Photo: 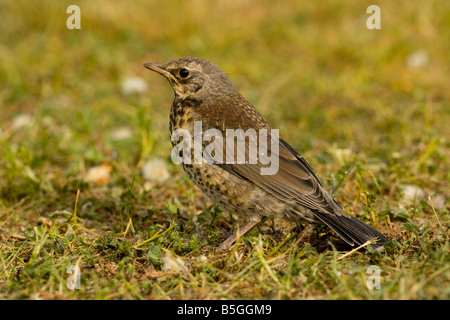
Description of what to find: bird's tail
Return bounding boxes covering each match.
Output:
[313,209,389,248]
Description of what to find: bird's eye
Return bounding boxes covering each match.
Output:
[179,68,189,78]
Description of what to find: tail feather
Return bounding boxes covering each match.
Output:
[313,209,389,248]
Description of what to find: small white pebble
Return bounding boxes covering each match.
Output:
[405,50,429,69]
[84,164,112,185]
[162,253,186,272]
[11,114,33,130]
[121,76,148,95]
[402,185,426,203]
[110,127,133,140]
[429,194,446,212]
[142,158,170,185]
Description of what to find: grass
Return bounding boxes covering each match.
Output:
[0,0,449,299]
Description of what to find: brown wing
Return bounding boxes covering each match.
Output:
[194,93,341,214]
[194,94,388,246]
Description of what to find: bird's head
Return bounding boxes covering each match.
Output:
[144,56,237,103]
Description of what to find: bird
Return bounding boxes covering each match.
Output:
[144,56,389,250]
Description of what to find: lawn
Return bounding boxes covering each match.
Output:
[0,0,449,300]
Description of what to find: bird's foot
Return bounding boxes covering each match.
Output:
[219,218,261,250]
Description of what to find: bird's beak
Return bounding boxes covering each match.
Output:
[144,63,178,84]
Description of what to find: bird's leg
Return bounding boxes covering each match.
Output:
[256,217,268,233]
[269,218,276,234]
[219,217,262,250]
